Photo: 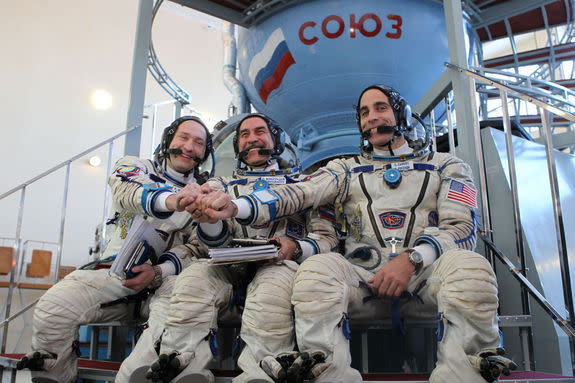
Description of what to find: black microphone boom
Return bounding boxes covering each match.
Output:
[167,148,183,155]
[238,148,275,158]
[361,125,397,138]
[167,148,202,163]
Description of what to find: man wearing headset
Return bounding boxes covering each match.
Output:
[17,116,214,383]
[196,86,517,383]
[144,113,338,383]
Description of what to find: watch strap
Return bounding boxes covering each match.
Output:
[150,265,163,289]
[405,248,423,275]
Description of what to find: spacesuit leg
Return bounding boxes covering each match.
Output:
[290,253,367,383]
[117,275,176,383]
[234,261,298,383]
[25,269,134,383]
[146,263,234,383]
[425,250,503,383]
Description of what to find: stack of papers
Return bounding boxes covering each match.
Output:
[207,245,278,264]
[110,215,169,278]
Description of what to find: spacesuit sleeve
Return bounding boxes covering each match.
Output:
[413,154,478,256]
[236,158,350,226]
[157,236,207,275]
[108,156,176,219]
[298,205,339,261]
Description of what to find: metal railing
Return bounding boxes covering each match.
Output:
[0,125,139,355]
[434,62,575,341]
[415,62,575,369]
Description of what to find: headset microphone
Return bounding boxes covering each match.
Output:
[167,148,202,163]
[238,148,275,158]
[361,125,397,139]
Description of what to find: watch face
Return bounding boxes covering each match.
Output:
[410,251,423,264]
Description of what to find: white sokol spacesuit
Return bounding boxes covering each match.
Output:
[229,88,511,382]
[21,149,205,383]
[147,115,338,383]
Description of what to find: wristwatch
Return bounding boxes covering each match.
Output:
[149,265,163,289]
[292,240,303,261]
[405,248,423,275]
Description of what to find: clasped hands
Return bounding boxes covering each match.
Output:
[165,183,236,223]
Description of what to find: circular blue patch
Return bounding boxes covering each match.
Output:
[253,179,270,191]
[384,168,402,189]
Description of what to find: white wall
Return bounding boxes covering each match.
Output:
[0,1,231,268]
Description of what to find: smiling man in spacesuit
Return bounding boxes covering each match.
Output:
[197,86,516,383]
[17,116,213,383]
[144,113,338,383]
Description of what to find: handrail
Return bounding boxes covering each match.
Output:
[446,61,575,342]
[476,66,575,99]
[0,300,39,331]
[445,63,575,123]
[476,84,575,110]
[480,234,575,338]
[0,126,138,201]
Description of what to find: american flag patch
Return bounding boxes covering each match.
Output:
[447,180,477,208]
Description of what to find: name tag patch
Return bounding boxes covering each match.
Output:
[261,176,286,185]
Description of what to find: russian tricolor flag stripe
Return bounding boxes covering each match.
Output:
[248,28,296,104]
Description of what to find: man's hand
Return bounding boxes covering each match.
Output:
[122,263,155,291]
[187,191,237,223]
[166,183,207,212]
[271,236,297,261]
[367,252,415,298]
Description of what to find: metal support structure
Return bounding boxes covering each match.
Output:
[1,188,26,354]
[0,125,137,380]
[481,234,575,338]
[0,300,39,331]
[500,90,532,369]
[539,107,575,327]
[54,164,71,284]
[124,0,154,156]
[444,96,456,156]
[443,0,486,216]
[99,142,115,258]
[222,21,249,116]
[173,102,183,120]
[444,60,575,370]
[541,5,557,81]
[150,104,159,155]
[445,64,575,122]
[429,109,437,151]
[500,90,529,294]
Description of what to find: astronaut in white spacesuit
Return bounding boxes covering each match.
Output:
[144,113,338,383]
[197,86,517,383]
[17,116,214,383]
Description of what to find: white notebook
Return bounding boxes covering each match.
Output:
[110,215,169,278]
[207,244,278,264]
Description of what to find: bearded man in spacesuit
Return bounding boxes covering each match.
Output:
[17,116,214,383]
[197,86,517,383]
[144,113,338,383]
